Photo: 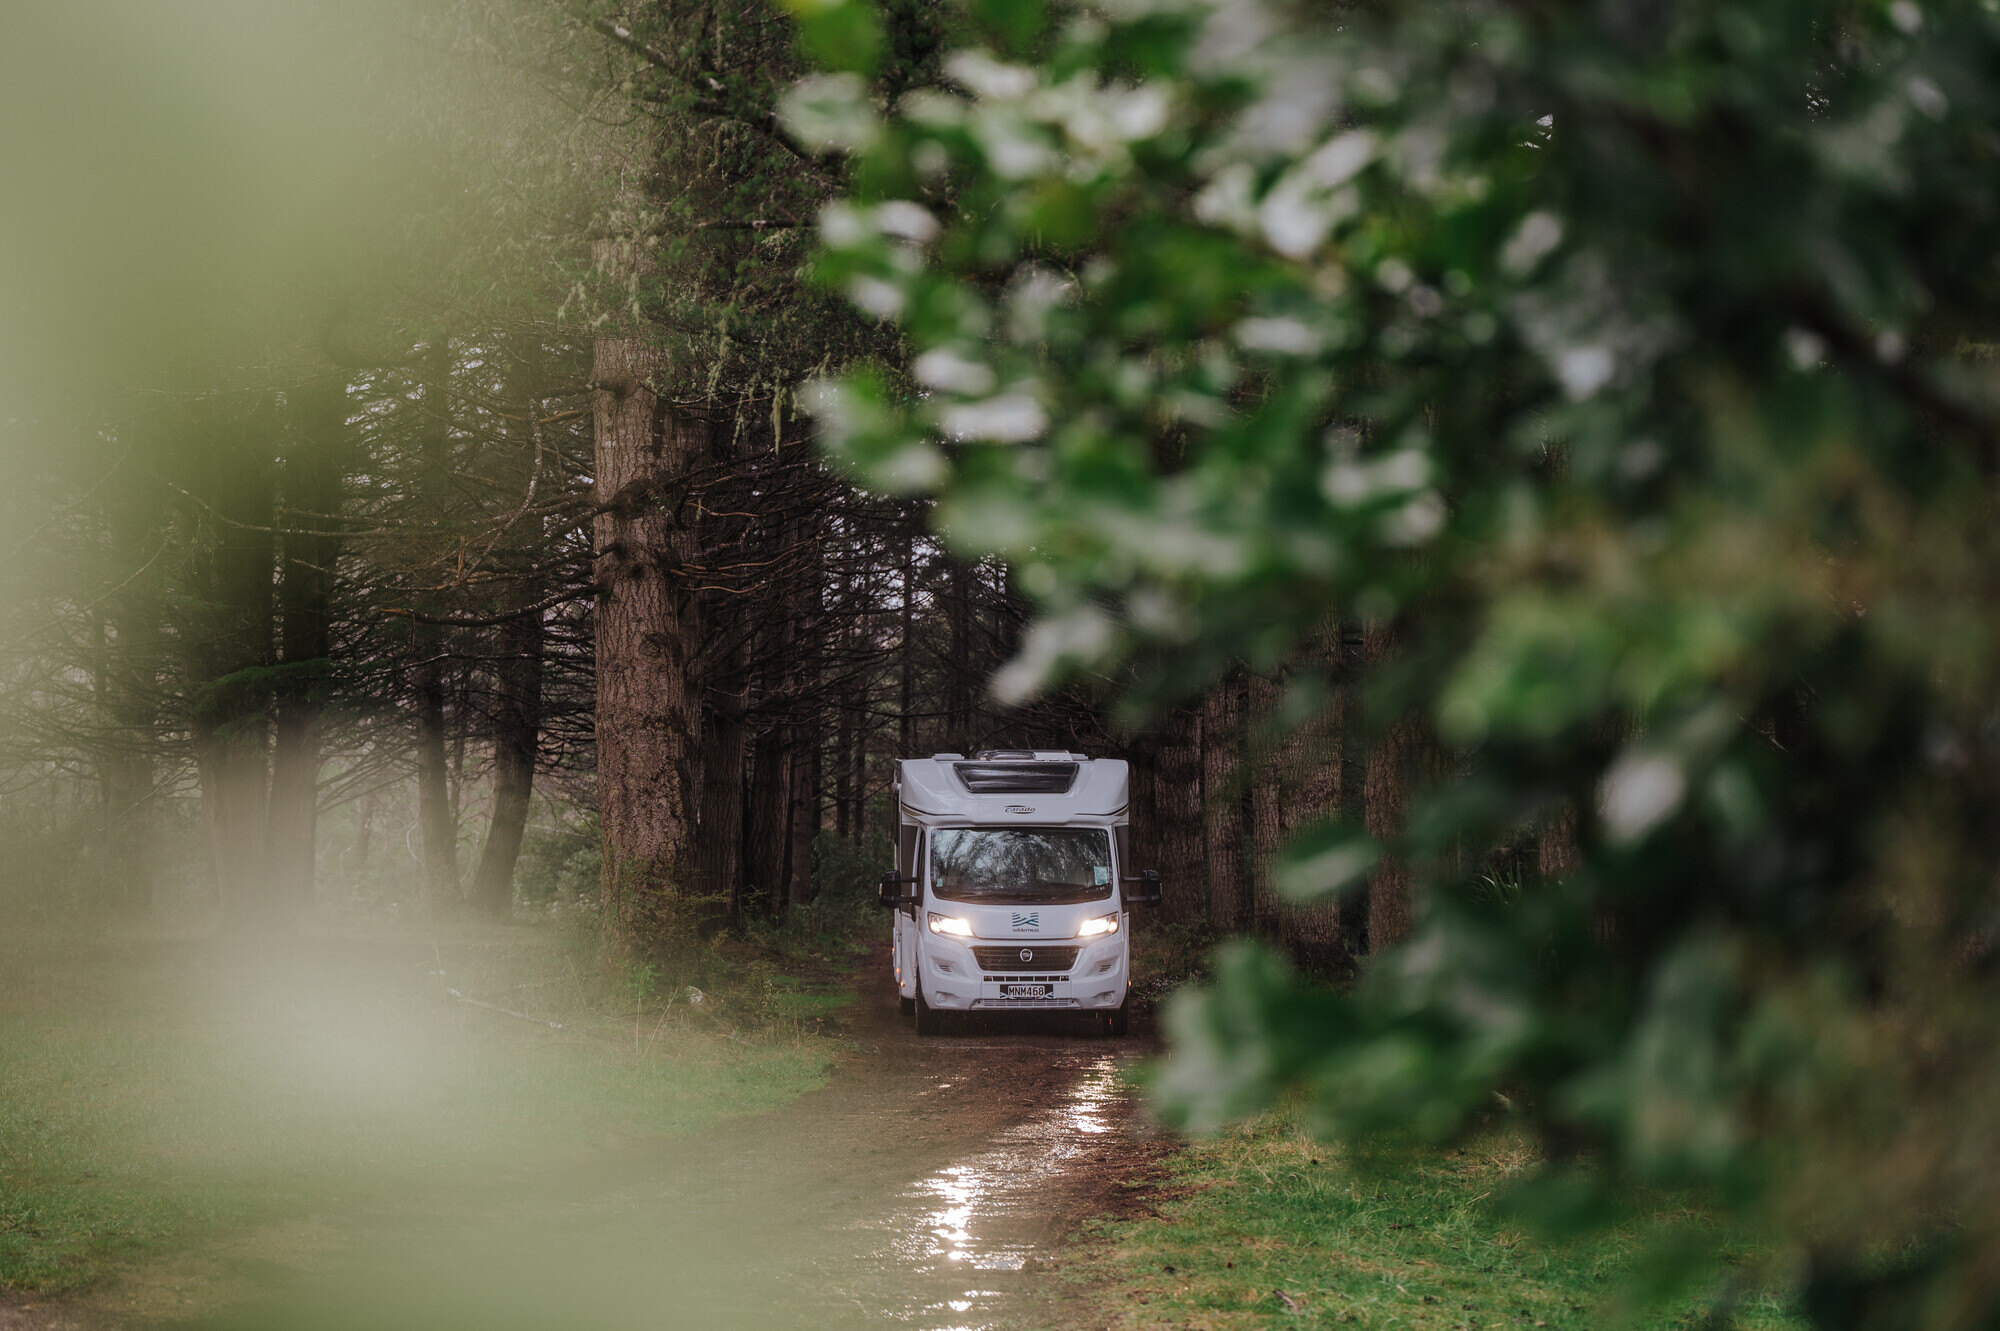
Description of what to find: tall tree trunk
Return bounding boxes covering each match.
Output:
[185,394,281,931]
[851,709,870,843]
[1202,676,1249,932]
[198,714,275,928]
[267,378,346,916]
[1539,804,1578,879]
[787,727,819,906]
[696,683,747,917]
[1249,621,1348,968]
[748,726,787,913]
[944,557,972,754]
[469,345,551,918]
[1154,704,1207,924]
[350,791,379,880]
[414,346,460,910]
[592,321,708,949]
[832,701,854,840]
[1361,621,1420,952]
[898,523,915,758]
[1127,731,1160,879]
[414,628,458,908]
[471,603,544,916]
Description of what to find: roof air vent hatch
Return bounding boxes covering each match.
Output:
[952,761,1079,794]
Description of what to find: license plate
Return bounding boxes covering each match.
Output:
[1001,983,1051,1000]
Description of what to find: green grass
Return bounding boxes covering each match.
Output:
[1048,1110,1804,1330]
[0,922,836,1298]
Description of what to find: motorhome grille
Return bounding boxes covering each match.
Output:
[952,761,1078,794]
[973,945,1078,972]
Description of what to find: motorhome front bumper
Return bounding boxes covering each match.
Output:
[919,933,1127,1010]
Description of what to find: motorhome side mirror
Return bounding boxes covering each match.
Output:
[1124,870,1163,907]
[877,871,903,908]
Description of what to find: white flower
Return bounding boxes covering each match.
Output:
[1557,345,1615,400]
[938,390,1048,442]
[1600,753,1687,842]
[1259,130,1376,257]
[945,50,1038,100]
[875,201,940,243]
[992,606,1115,703]
[1500,211,1564,277]
[912,348,997,396]
[1235,316,1322,356]
[848,276,905,319]
[777,73,879,152]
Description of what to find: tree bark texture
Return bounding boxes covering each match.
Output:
[593,327,708,949]
[1154,704,1207,924]
[696,686,747,914]
[898,526,916,758]
[1361,621,1420,952]
[749,726,787,912]
[1248,624,1348,968]
[471,602,545,915]
[469,348,551,917]
[414,629,459,908]
[944,557,973,755]
[832,701,855,840]
[787,728,820,905]
[1538,803,1579,879]
[414,348,461,910]
[1202,677,1250,932]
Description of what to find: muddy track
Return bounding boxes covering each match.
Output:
[11,946,1168,1331]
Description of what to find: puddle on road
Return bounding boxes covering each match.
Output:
[119,1036,1148,1331]
[866,1054,1131,1329]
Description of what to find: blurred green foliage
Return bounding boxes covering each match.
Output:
[0,0,600,411]
[790,0,2000,1323]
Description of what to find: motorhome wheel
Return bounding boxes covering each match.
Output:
[1107,1002,1129,1038]
[913,982,942,1036]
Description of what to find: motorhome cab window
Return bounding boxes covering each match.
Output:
[929,828,1113,905]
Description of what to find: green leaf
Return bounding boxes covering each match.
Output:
[1275,819,1380,902]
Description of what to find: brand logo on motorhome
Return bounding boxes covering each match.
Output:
[1011,912,1040,932]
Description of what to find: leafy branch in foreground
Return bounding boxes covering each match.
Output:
[789,0,2000,1323]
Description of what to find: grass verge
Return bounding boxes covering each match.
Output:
[0,919,837,1299]
[1043,1108,1804,1330]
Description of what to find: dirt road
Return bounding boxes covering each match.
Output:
[54,951,1162,1331]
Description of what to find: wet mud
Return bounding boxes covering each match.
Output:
[21,948,1166,1331]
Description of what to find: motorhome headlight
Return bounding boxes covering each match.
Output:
[1076,913,1119,939]
[926,912,974,937]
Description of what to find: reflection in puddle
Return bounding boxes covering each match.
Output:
[871,1053,1131,1327]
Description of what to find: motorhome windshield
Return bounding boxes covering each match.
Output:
[929,828,1113,905]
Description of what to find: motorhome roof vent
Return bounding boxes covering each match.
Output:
[930,752,966,760]
[952,761,1079,794]
[974,749,1036,760]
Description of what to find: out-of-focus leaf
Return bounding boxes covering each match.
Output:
[1274,820,1379,902]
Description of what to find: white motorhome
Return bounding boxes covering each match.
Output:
[878,750,1161,1036]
